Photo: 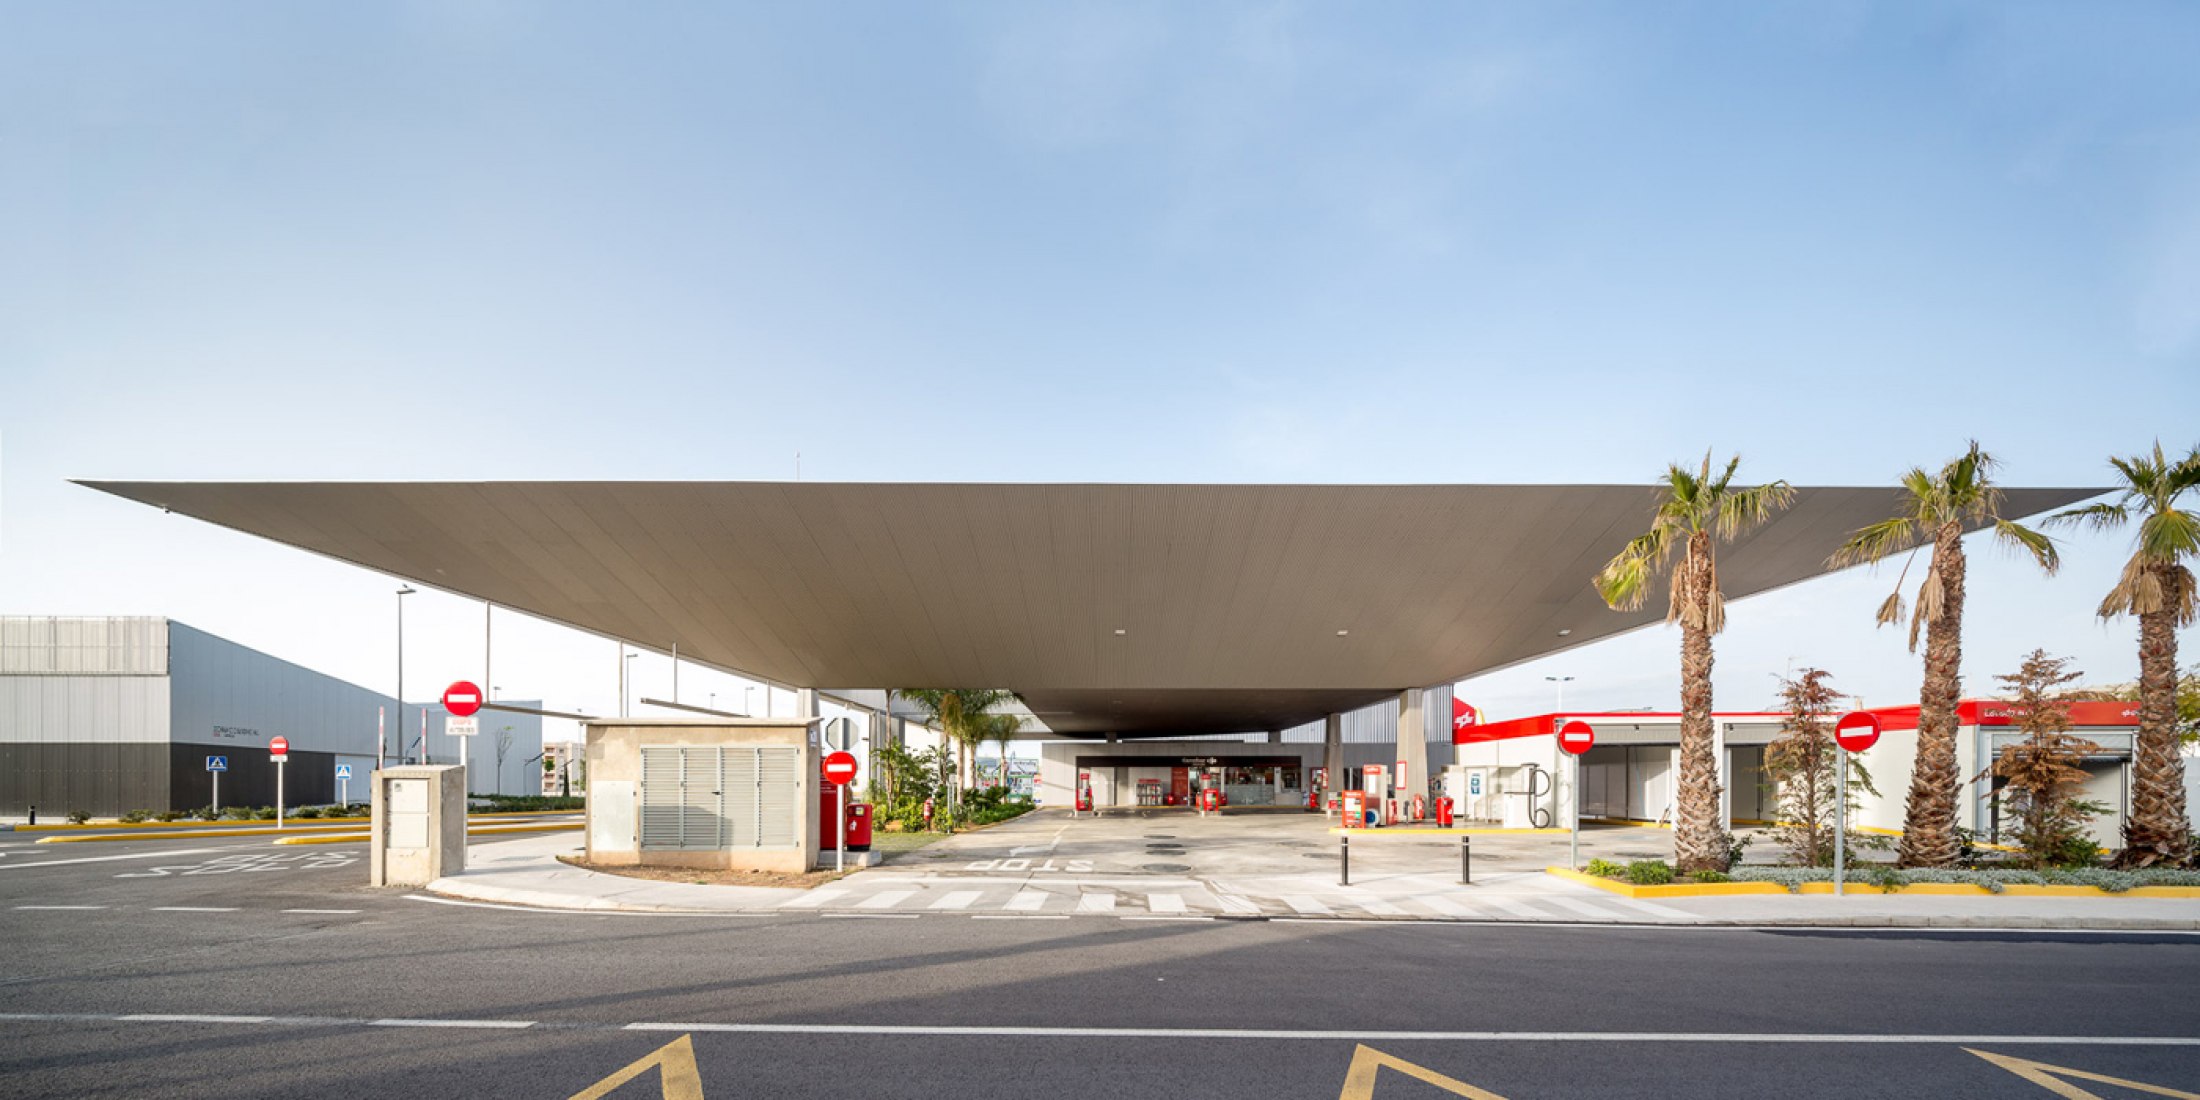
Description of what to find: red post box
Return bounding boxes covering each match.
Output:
[1436,795,1455,828]
[845,803,874,851]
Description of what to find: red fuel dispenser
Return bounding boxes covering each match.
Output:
[1435,795,1455,828]
[1075,772,1093,813]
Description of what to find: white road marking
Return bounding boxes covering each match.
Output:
[928,890,983,911]
[1412,895,1472,918]
[972,914,1067,920]
[151,907,240,913]
[282,909,363,915]
[1124,916,1211,922]
[777,888,851,909]
[5,1011,2194,1046]
[1476,896,1547,920]
[1606,897,1698,921]
[1354,898,1408,917]
[1281,895,1333,916]
[1003,890,1049,912]
[1076,893,1117,914]
[822,913,918,919]
[13,905,107,911]
[370,1018,534,1029]
[1546,897,1630,921]
[856,890,916,910]
[0,849,226,872]
[1212,894,1262,915]
[1146,893,1187,914]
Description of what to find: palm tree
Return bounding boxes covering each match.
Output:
[1831,441,2059,868]
[2048,442,2200,867]
[976,710,1025,790]
[1595,453,1794,874]
[896,689,1016,800]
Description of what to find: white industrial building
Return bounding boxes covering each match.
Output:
[0,616,543,817]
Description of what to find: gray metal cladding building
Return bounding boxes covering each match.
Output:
[0,617,542,816]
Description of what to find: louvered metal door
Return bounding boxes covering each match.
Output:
[640,746,726,851]
[755,747,798,848]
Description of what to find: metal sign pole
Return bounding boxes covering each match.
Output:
[1568,753,1580,871]
[212,770,220,815]
[277,759,285,829]
[1834,749,1848,896]
[837,782,847,874]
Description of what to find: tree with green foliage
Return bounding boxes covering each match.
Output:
[1981,650,2104,869]
[1831,442,2059,868]
[1764,668,1877,867]
[2049,441,2200,867]
[895,689,1016,803]
[1595,452,1794,874]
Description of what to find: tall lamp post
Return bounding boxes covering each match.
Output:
[395,585,415,767]
[1545,675,1574,715]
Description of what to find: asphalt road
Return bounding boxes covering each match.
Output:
[4,832,2198,1099]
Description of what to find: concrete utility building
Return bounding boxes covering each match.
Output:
[0,616,543,816]
[81,480,2096,860]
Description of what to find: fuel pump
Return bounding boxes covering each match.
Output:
[1360,765,1388,828]
[1075,771,1093,815]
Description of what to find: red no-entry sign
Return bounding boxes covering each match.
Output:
[822,751,858,786]
[442,681,484,718]
[269,736,290,761]
[1557,720,1595,755]
[1834,711,1881,754]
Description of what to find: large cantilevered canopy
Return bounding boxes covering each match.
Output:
[80,481,2097,737]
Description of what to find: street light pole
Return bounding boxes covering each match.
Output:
[396,586,415,767]
[1545,675,1575,715]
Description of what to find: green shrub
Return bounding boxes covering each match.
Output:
[66,809,92,824]
[292,805,323,819]
[1625,860,1674,885]
[1584,858,1625,878]
[1692,869,1730,884]
[154,809,186,822]
[119,809,152,823]
[470,794,584,813]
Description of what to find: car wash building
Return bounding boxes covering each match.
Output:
[79,478,2095,863]
[1451,700,2182,846]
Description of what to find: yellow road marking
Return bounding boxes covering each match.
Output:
[568,1034,705,1100]
[1967,1048,2200,1098]
[1337,1044,1509,1099]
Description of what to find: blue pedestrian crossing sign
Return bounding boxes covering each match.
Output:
[334,764,353,780]
[206,756,228,772]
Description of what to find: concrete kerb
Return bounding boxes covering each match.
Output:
[1547,865,2200,901]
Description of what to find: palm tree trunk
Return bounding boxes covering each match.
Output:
[2118,593,2189,866]
[1900,523,1966,868]
[1675,540,1728,875]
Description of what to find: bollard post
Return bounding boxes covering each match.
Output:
[27,805,35,827]
[1339,833,1350,886]
[1461,834,1471,885]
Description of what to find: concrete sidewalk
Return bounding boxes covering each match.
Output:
[424,831,2200,928]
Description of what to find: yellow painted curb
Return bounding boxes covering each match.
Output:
[271,833,370,845]
[37,816,581,843]
[1328,826,1570,837]
[271,823,580,846]
[1543,866,1787,898]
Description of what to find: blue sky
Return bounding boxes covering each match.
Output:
[3,2,2196,735]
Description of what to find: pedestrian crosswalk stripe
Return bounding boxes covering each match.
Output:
[1005,890,1048,912]
[1147,893,1187,914]
[1546,897,1627,920]
[1412,895,1472,917]
[1077,893,1116,913]
[928,890,983,911]
[778,888,849,909]
[1213,894,1262,915]
[1283,895,1333,915]
[1356,899,1408,917]
[1608,897,1694,921]
[1477,896,1544,920]
[857,890,916,909]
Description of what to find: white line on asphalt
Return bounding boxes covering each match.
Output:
[151,907,240,913]
[972,914,1068,920]
[282,909,363,915]
[1076,893,1117,914]
[1412,895,1472,918]
[124,1014,274,1024]
[370,1018,535,1029]
[776,888,851,909]
[842,875,1202,887]
[857,890,916,910]
[0,848,227,872]
[1606,897,1699,921]
[1476,896,1547,920]
[13,905,108,910]
[1004,890,1048,912]
[1146,893,1187,914]
[821,913,918,919]
[10,1012,2198,1046]
[928,890,983,911]
[1124,916,1212,922]
[1546,897,1629,921]
[625,1022,2200,1045]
